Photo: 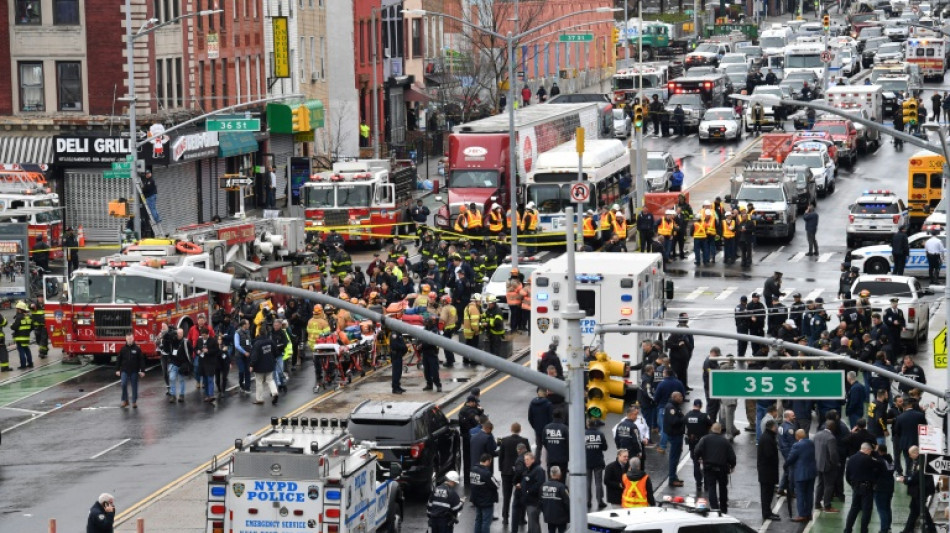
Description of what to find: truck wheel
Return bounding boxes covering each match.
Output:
[865,258,890,274]
[784,221,796,243]
[642,47,653,61]
[846,236,856,249]
[383,497,403,533]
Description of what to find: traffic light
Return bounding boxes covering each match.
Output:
[822,14,830,31]
[586,351,629,419]
[633,105,645,130]
[612,27,620,46]
[292,105,311,133]
[903,99,918,125]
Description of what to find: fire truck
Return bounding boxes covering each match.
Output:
[611,62,684,104]
[301,159,416,247]
[0,206,65,261]
[437,103,602,231]
[44,217,313,363]
[205,417,403,533]
[905,37,948,81]
[0,164,49,193]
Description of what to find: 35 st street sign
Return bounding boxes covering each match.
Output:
[709,370,845,399]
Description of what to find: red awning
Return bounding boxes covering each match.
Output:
[404,88,431,102]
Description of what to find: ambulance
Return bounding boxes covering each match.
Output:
[205,417,403,533]
[530,253,667,381]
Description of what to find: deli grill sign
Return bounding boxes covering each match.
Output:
[54,136,133,167]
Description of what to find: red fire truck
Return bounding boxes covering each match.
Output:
[301,159,416,247]
[0,206,65,261]
[436,103,603,230]
[44,217,312,363]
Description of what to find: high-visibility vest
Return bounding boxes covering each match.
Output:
[520,286,531,311]
[703,214,718,236]
[307,318,331,346]
[523,209,539,231]
[621,474,650,508]
[462,304,481,339]
[722,219,736,238]
[599,211,615,231]
[13,314,32,345]
[506,281,524,306]
[692,221,707,239]
[613,218,627,239]
[582,216,596,237]
[506,209,521,229]
[658,218,674,237]
[454,212,468,233]
[468,210,483,229]
[488,211,504,232]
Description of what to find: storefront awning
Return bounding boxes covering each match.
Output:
[218,132,259,158]
[266,100,324,134]
[404,87,431,103]
[0,134,54,165]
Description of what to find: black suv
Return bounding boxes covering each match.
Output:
[348,401,461,497]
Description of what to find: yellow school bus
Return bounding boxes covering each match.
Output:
[908,150,946,230]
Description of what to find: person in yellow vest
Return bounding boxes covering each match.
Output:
[598,205,615,249]
[519,278,532,333]
[461,293,482,366]
[12,301,32,369]
[621,457,656,508]
[721,211,737,265]
[506,207,521,232]
[466,202,483,237]
[306,305,331,345]
[612,212,628,243]
[522,202,539,252]
[582,209,597,248]
[487,203,504,236]
[701,202,718,264]
[657,209,677,264]
[506,270,524,333]
[438,295,458,367]
[691,213,708,266]
[454,204,469,234]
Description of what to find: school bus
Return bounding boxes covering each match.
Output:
[908,149,946,230]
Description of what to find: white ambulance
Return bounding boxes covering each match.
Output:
[530,253,667,381]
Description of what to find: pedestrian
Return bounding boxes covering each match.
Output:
[536,84,547,103]
[11,300,32,369]
[873,444,896,533]
[499,423,530,526]
[267,166,278,209]
[891,226,909,275]
[427,471,464,533]
[685,397,713,486]
[752,101,764,134]
[420,317,443,392]
[471,454,499,533]
[787,429,817,523]
[32,235,49,271]
[694,423,737,513]
[249,330,280,405]
[195,328,220,403]
[733,296,751,357]
[673,105,686,137]
[778,410,798,495]
[141,170,161,224]
[803,205,819,256]
[925,228,945,283]
[649,94,664,135]
[521,85,532,106]
[898,445,937,533]
[664,391,687,487]
[585,417,608,510]
[621,457,656,507]
[510,443,530,530]
[550,82,560,97]
[635,208,655,253]
[845,371,868,428]
[389,328,408,394]
[669,165,684,192]
[815,419,842,512]
[758,419,782,521]
[64,226,80,272]
[517,452,546,533]
[543,412,570,475]
[540,466,570,533]
[528,387,553,457]
[166,328,189,402]
[86,493,115,533]
[233,319,252,394]
[893,397,927,474]
[470,420,498,474]
[604,448,630,507]
[666,313,694,390]
[460,395,484,482]
[844,442,882,533]
[409,199,430,242]
[115,334,145,408]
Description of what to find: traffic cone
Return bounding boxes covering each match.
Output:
[77,225,85,247]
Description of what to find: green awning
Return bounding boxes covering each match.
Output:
[218,132,259,158]
[266,99,324,134]
[303,100,324,129]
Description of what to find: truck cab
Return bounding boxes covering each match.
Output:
[685,42,733,68]
[812,118,860,166]
[731,170,799,242]
[436,134,510,230]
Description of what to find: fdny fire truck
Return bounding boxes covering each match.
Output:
[205,417,403,533]
[44,217,313,363]
[301,159,416,247]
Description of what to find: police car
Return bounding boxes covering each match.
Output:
[848,228,946,277]
[846,189,909,248]
[781,142,836,197]
[588,500,756,533]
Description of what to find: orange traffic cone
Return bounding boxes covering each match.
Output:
[77,225,85,247]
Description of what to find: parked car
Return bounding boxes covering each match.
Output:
[698,107,744,141]
[861,36,890,67]
[874,42,905,63]
[612,108,632,138]
[780,71,822,100]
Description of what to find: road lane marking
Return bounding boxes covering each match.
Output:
[759,496,787,533]
[90,438,131,459]
[1,378,120,434]
[789,251,806,262]
[684,287,708,301]
[781,288,795,300]
[715,287,738,300]
[804,288,824,301]
[760,246,786,263]
[817,252,834,262]
[0,406,45,415]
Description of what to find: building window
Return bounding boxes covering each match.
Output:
[54,0,79,24]
[175,58,183,107]
[156,60,164,107]
[19,62,44,112]
[411,18,422,59]
[166,58,174,108]
[171,0,179,19]
[154,0,163,22]
[252,0,258,19]
[320,37,326,79]
[235,57,241,103]
[221,59,228,107]
[300,37,306,80]
[16,0,41,24]
[198,61,205,108]
[233,0,238,19]
[359,21,365,65]
[210,59,217,102]
[57,62,82,111]
[310,36,316,79]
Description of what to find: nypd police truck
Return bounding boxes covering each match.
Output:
[530,253,667,380]
[205,417,403,533]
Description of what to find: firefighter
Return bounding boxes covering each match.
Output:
[483,244,500,276]
[0,311,9,371]
[454,204,470,234]
[487,203,505,236]
[419,232,437,266]
[462,293,483,367]
[330,243,353,279]
[482,294,506,355]
[30,300,48,359]
[12,300,33,369]
[467,202,483,237]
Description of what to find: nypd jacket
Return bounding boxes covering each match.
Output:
[540,479,570,525]
[469,464,499,507]
[542,422,569,464]
[427,483,463,519]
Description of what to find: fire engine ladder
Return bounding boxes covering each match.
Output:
[132,175,167,238]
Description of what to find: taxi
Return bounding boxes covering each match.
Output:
[846,189,909,248]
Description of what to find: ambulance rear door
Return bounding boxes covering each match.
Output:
[226,454,325,533]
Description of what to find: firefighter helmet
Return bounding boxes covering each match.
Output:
[441,294,452,304]
[471,293,482,302]
[15,301,28,312]
[485,294,497,304]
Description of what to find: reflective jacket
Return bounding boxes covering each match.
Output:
[582,216,596,237]
[12,313,32,345]
[722,219,736,238]
[468,209,483,229]
[506,280,524,306]
[454,212,469,233]
[621,472,654,507]
[523,209,539,231]
[658,218,675,236]
[488,211,504,232]
[463,304,482,339]
[692,221,707,239]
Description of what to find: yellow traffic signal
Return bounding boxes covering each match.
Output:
[903,99,918,125]
[612,27,620,45]
[292,105,311,133]
[633,105,645,130]
[822,15,830,31]
[586,352,629,419]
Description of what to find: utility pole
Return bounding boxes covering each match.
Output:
[634,1,644,209]
[125,0,141,239]
[371,6,381,159]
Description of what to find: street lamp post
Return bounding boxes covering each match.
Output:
[124,2,222,239]
[403,7,619,271]
[371,6,381,159]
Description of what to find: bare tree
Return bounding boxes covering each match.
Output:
[320,100,358,161]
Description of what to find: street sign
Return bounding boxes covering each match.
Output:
[709,370,845,399]
[919,424,944,454]
[820,50,834,63]
[559,33,594,43]
[206,118,262,132]
[934,326,947,368]
[222,177,254,188]
[924,453,950,476]
[103,170,130,179]
[570,182,591,203]
[111,161,133,171]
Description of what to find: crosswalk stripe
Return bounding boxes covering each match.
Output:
[804,288,824,301]
[752,287,763,296]
[685,287,708,300]
[789,251,806,263]
[781,288,795,300]
[817,252,834,262]
[716,286,738,300]
[760,246,785,263]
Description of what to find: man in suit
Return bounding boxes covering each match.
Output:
[498,423,531,526]
[814,420,841,513]
[893,399,927,475]
[758,420,782,521]
[786,429,818,523]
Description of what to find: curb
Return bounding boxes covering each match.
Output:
[684,135,763,194]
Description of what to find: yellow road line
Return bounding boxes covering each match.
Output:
[444,361,529,418]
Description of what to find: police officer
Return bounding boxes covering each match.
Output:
[543,413,570,475]
[540,466,570,533]
[420,317,442,392]
[482,294,506,355]
[499,423,530,526]
[12,300,33,369]
[844,442,883,533]
[427,471,464,533]
[614,406,645,468]
[745,293,767,354]
[686,399,713,491]
[883,298,906,358]
[31,300,48,359]
[471,453,499,533]
[585,417,609,510]
[459,396,484,484]
[734,295,752,357]
[839,262,856,300]
[789,292,806,331]
[516,452,546,533]
[694,423,737,513]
